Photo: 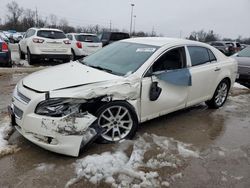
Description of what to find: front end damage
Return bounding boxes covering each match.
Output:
[9,76,141,156]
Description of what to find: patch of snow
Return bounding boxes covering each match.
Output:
[221,176,227,182]
[171,173,183,181]
[67,133,199,187]
[233,83,248,89]
[177,143,199,158]
[0,117,18,157]
[35,163,55,171]
[218,151,225,157]
[232,176,243,180]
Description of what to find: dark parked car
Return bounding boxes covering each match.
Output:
[210,41,234,56]
[99,32,130,46]
[232,47,250,88]
[0,38,11,67]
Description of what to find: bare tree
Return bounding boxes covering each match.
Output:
[6,1,23,28]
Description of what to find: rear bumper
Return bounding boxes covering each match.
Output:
[0,52,11,66]
[32,54,71,60]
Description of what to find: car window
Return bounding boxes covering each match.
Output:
[101,33,110,40]
[237,47,250,57]
[152,47,186,72]
[75,35,100,42]
[188,46,211,66]
[67,34,73,40]
[236,43,241,48]
[81,42,159,76]
[208,49,217,62]
[26,29,35,38]
[37,30,66,39]
[110,33,129,41]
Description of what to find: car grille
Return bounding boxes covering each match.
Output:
[17,90,31,104]
[14,105,23,119]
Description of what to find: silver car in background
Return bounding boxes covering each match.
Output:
[232,47,250,88]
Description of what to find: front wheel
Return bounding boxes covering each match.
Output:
[19,46,25,60]
[206,79,230,109]
[96,101,138,143]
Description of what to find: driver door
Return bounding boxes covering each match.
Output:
[140,46,190,122]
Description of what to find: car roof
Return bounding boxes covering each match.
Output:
[67,33,97,36]
[30,27,63,32]
[123,37,210,47]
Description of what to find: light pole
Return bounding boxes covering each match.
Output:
[133,15,136,34]
[129,3,135,36]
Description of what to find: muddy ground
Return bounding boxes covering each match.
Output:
[0,46,250,188]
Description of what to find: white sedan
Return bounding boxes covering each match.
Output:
[9,38,238,156]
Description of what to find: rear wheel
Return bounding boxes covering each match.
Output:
[206,79,230,109]
[70,49,75,61]
[27,49,35,65]
[96,101,138,143]
[19,46,25,60]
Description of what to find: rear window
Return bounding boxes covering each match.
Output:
[110,33,130,41]
[75,35,100,42]
[188,46,210,66]
[37,30,66,39]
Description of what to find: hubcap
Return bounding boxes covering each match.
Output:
[98,106,133,142]
[215,82,228,106]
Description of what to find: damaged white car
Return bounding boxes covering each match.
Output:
[9,38,238,156]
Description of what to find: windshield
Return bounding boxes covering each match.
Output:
[237,47,250,57]
[75,35,100,42]
[80,42,159,76]
[37,30,66,39]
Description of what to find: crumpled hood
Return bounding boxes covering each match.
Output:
[22,61,121,92]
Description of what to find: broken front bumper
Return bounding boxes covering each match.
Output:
[8,105,102,157]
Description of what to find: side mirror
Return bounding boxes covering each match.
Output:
[149,81,162,101]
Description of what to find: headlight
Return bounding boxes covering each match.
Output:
[35,98,86,117]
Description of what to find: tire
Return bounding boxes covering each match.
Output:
[19,46,25,60]
[27,49,35,65]
[96,101,138,143]
[63,57,71,63]
[206,79,230,109]
[71,49,76,61]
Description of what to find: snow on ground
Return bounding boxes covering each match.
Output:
[233,83,248,89]
[66,133,199,188]
[0,117,19,157]
[35,163,55,172]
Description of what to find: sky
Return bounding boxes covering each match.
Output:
[0,0,249,38]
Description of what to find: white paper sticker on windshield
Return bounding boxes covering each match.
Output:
[136,48,156,53]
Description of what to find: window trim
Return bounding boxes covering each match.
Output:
[143,45,187,78]
[187,45,217,67]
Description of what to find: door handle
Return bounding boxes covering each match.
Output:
[214,67,221,71]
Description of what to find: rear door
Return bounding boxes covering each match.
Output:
[186,46,220,106]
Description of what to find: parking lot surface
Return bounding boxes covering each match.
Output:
[0,47,250,188]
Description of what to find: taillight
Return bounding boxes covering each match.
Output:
[33,38,44,43]
[76,41,82,48]
[63,40,71,44]
[2,42,8,52]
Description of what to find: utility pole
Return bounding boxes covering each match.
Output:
[109,20,112,32]
[133,15,136,34]
[35,7,38,27]
[179,30,182,38]
[129,3,135,36]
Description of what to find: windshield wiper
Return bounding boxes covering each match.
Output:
[88,65,114,74]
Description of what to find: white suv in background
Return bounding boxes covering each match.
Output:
[66,33,102,60]
[19,28,71,65]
